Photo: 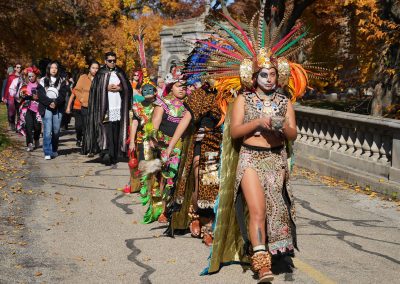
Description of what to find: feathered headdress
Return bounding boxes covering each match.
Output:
[183,0,328,102]
[164,64,184,85]
[133,26,156,89]
[23,66,41,76]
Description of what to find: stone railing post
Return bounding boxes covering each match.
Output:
[294,105,400,188]
[391,133,400,182]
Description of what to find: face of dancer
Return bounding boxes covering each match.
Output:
[141,84,156,100]
[105,56,116,69]
[50,63,58,77]
[28,73,37,83]
[89,63,99,77]
[256,68,277,92]
[171,81,186,99]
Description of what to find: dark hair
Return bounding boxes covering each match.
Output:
[104,51,116,59]
[15,63,22,67]
[164,82,175,96]
[66,72,72,79]
[89,60,100,68]
[44,61,61,88]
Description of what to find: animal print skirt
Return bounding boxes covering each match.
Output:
[234,143,296,254]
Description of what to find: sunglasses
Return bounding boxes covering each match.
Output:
[106,59,116,63]
[16,66,22,69]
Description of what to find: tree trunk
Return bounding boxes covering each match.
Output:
[371,83,384,116]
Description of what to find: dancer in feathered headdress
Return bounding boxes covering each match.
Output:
[163,42,229,246]
[125,26,161,225]
[180,1,328,282]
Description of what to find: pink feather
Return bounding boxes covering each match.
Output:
[271,24,301,53]
[197,40,244,60]
[220,13,256,55]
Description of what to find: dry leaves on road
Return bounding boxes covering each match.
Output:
[293,166,399,205]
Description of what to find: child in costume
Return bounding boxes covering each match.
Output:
[148,67,187,223]
[125,28,158,222]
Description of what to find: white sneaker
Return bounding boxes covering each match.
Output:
[27,143,34,152]
[44,155,51,160]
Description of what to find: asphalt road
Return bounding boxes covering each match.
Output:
[1,128,399,284]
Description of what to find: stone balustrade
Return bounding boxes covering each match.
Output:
[294,105,400,195]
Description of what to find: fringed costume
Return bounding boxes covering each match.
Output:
[180,0,328,280]
[170,86,224,243]
[154,93,186,202]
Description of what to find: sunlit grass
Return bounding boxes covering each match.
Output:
[0,104,11,151]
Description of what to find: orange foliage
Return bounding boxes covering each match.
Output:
[309,0,400,88]
[0,0,203,75]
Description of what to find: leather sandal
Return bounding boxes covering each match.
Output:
[188,205,201,238]
[251,251,274,283]
[201,225,213,246]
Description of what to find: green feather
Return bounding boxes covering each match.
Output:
[142,203,163,224]
[211,20,253,56]
[276,30,308,56]
[139,175,150,205]
[261,19,266,47]
[142,205,153,224]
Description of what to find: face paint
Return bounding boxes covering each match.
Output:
[141,84,156,99]
[257,68,277,91]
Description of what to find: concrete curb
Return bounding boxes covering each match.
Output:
[295,154,400,198]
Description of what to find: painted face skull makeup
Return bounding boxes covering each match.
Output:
[257,68,277,91]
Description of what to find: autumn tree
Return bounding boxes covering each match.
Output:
[307,0,400,116]
[0,0,205,79]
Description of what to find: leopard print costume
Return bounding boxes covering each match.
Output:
[175,88,222,209]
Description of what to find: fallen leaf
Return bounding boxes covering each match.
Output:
[35,272,42,277]
[74,256,85,261]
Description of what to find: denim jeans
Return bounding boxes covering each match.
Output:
[43,109,62,156]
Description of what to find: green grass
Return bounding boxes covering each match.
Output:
[0,104,11,150]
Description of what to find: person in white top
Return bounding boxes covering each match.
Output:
[38,61,67,160]
[84,51,133,165]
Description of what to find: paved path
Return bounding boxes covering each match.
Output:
[1,128,399,283]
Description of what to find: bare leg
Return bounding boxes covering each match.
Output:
[240,168,266,247]
[189,155,201,237]
[191,155,200,211]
